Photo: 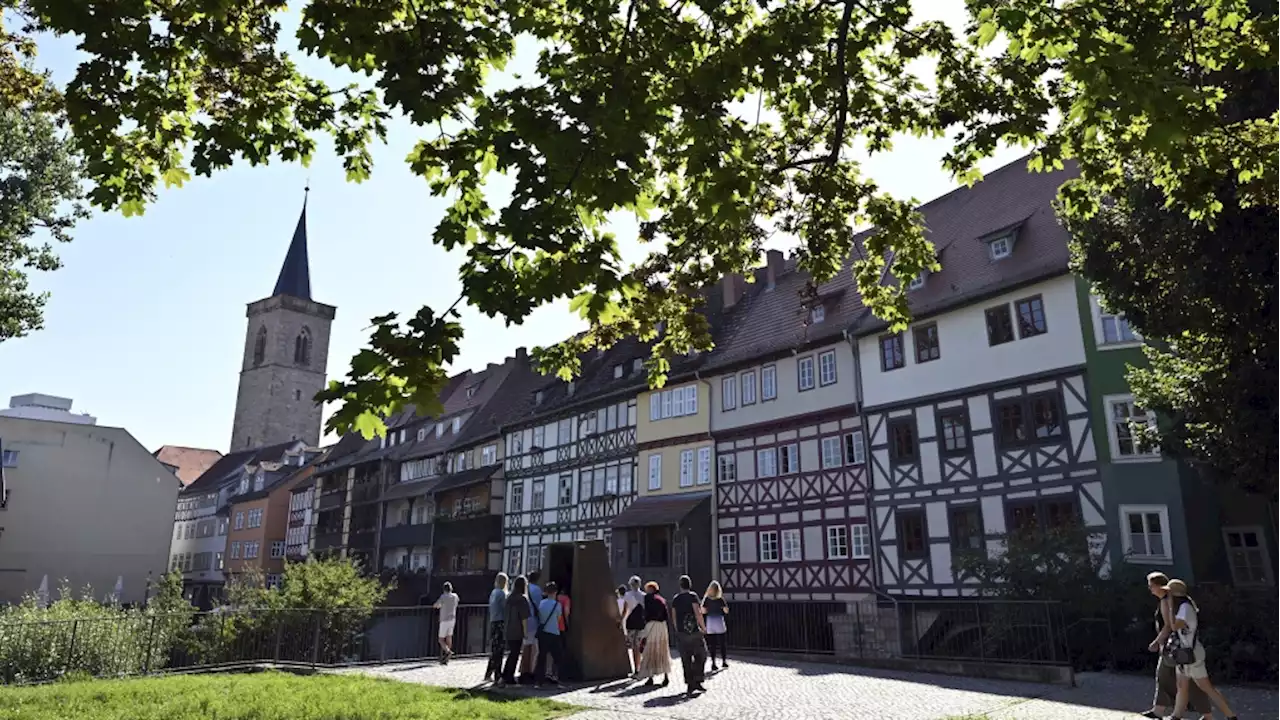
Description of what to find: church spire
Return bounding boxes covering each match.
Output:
[272,187,312,300]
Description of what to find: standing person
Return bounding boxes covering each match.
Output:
[551,587,572,680]
[498,576,532,687]
[484,573,509,683]
[702,581,729,670]
[671,575,708,695]
[620,576,646,676]
[433,581,459,664]
[533,581,566,688]
[636,581,671,687]
[1164,580,1238,720]
[1142,572,1212,719]
[520,569,543,684]
[616,585,628,616]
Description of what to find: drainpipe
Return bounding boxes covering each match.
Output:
[695,370,718,584]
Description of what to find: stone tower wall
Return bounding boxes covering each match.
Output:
[230,295,335,451]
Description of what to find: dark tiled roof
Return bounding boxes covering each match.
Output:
[393,354,529,461]
[452,360,545,447]
[180,439,303,495]
[850,157,1078,334]
[610,491,712,528]
[273,197,312,300]
[430,465,500,494]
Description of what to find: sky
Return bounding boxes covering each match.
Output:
[0,2,1026,453]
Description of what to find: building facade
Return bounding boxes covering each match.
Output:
[229,198,335,452]
[224,457,318,588]
[0,415,180,605]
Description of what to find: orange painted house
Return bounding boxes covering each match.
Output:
[225,455,320,587]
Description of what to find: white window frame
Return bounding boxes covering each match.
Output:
[818,350,838,386]
[481,444,497,465]
[1222,525,1275,587]
[988,234,1012,260]
[721,375,738,411]
[756,448,778,478]
[844,430,866,466]
[851,523,872,559]
[270,541,285,559]
[719,534,738,564]
[761,365,777,400]
[821,436,842,469]
[717,454,737,483]
[798,356,815,391]
[1118,504,1172,564]
[759,530,780,562]
[230,541,241,559]
[781,528,802,562]
[679,449,694,487]
[685,385,698,415]
[650,394,661,421]
[234,512,244,530]
[826,526,849,560]
[1104,394,1161,462]
[779,443,800,474]
[697,447,712,485]
[740,370,757,405]
[648,454,662,490]
[1089,294,1143,349]
[810,305,826,323]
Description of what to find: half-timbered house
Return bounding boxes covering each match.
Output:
[855,159,1109,598]
[501,341,648,585]
[706,250,873,607]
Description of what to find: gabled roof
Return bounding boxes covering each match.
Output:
[153,445,223,486]
[272,195,312,300]
[394,352,530,461]
[180,439,305,495]
[850,156,1078,335]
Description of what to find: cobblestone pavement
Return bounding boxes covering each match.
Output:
[351,655,1277,720]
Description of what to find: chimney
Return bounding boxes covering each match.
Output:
[720,273,746,310]
[515,347,528,360]
[766,249,784,289]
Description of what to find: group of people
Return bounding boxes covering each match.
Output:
[479,570,571,689]
[616,575,729,697]
[1142,573,1238,720]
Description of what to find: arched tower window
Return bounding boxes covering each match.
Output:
[294,327,312,366]
[252,327,267,366]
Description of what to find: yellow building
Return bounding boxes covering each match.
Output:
[611,380,714,592]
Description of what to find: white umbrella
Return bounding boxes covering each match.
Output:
[111,575,124,604]
[35,575,49,608]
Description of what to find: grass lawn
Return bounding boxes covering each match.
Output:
[0,671,578,720]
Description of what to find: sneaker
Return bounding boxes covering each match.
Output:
[710,664,718,671]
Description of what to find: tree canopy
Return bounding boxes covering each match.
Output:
[1,1,1275,464]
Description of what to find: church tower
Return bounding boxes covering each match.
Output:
[229,193,336,452]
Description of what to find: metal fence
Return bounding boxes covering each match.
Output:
[724,600,845,655]
[896,599,1070,665]
[0,604,490,686]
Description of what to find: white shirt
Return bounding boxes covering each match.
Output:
[1174,600,1199,647]
[623,589,644,623]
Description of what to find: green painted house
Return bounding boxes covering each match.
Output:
[1074,277,1277,589]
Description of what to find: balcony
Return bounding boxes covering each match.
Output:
[317,491,345,512]
[433,513,502,548]
[381,523,433,548]
[314,530,344,551]
[351,483,381,505]
[348,528,378,552]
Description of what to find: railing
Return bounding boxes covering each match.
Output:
[896,599,1069,665]
[0,605,491,686]
[724,601,844,655]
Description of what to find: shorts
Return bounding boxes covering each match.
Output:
[626,628,645,648]
[1174,645,1208,679]
[438,619,456,639]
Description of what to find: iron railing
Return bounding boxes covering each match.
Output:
[896,599,1070,665]
[0,604,491,686]
[724,600,845,655]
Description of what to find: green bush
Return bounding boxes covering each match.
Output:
[0,572,193,684]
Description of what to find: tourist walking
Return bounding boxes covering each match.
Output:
[1142,572,1212,719]
[484,573,509,682]
[1163,579,1238,720]
[533,581,566,688]
[520,569,543,683]
[636,581,671,687]
[671,575,708,695]
[498,576,532,687]
[620,576,646,675]
[702,580,729,670]
[433,581,459,664]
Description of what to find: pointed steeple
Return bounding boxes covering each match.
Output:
[272,188,312,300]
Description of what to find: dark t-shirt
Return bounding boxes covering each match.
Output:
[702,597,726,617]
[505,594,532,642]
[643,592,669,623]
[672,591,701,635]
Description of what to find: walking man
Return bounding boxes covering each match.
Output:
[671,574,708,695]
[434,581,460,664]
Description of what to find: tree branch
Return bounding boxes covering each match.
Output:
[828,0,855,167]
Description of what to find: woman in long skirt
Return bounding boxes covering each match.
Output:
[636,581,671,687]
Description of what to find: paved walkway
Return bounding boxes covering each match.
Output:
[352,655,1277,720]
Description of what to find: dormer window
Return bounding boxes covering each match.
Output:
[417,428,426,442]
[632,358,643,375]
[451,417,461,434]
[435,424,444,438]
[810,305,826,324]
[908,273,925,291]
[613,365,624,379]
[535,390,545,405]
[567,380,576,396]
[987,233,1013,261]
[466,384,479,398]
